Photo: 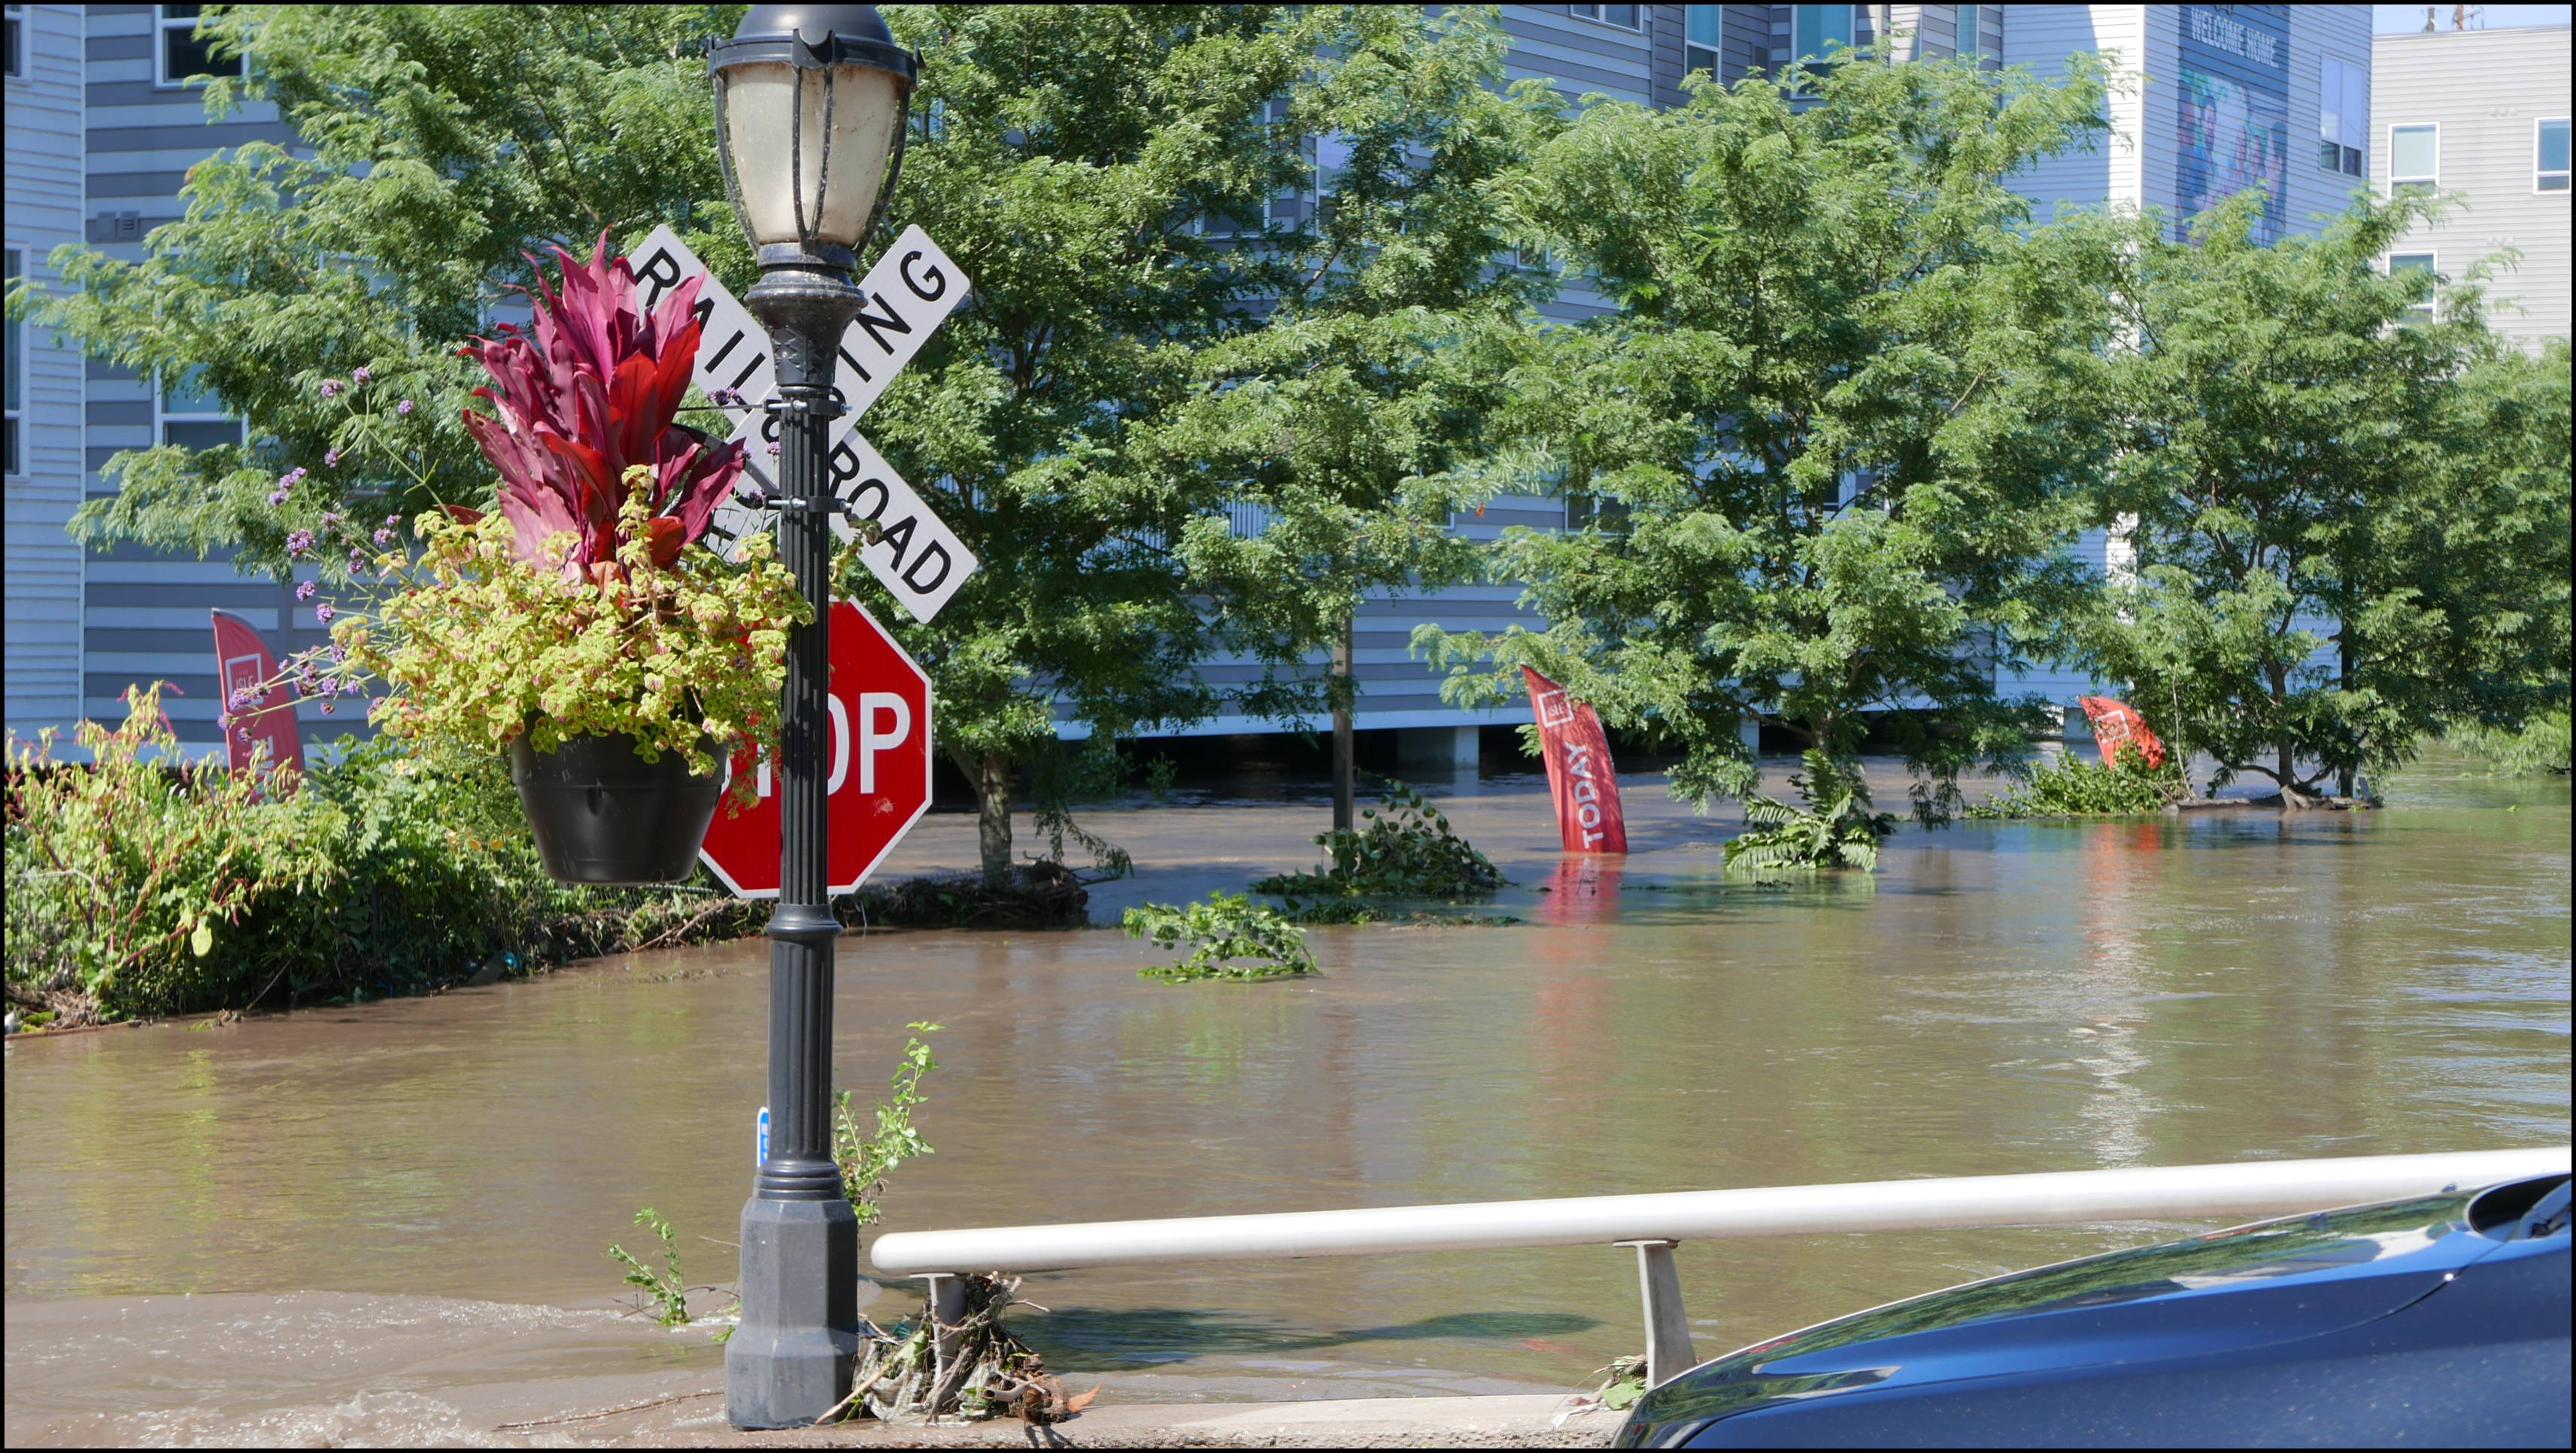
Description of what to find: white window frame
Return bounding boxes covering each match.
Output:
[1684,5,1722,79]
[2387,122,2438,190]
[156,366,244,453]
[6,3,26,83]
[2538,117,2571,194]
[2388,251,2438,322]
[5,245,22,478]
[155,4,239,89]
[1570,5,1643,31]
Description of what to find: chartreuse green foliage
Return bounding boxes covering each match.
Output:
[1725,751,1897,878]
[835,1022,942,1223]
[1416,51,2120,818]
[1122,893,1318,982]
[336,466,806,778]
[5,687,338,1015]
[607,1209,693,1327]
[2447,710,2571,778]
[2077,195,2571,800]
[1965,746,2186,819]
[1253,780,1504,901]
[5,698,766,1024]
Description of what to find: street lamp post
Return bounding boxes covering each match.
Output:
[707,2,916,1429]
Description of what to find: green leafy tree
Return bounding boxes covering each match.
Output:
[8,5,1500,889]
[2077,194,2570,801]
[1144,6,1555,830]
[1413,50,2122,821]
[9,3,739,582]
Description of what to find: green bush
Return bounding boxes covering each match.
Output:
[6,684,766,1024]
[1965,745,2186,819]
[1252,780,1503,901]
[2444,710,2572,777]
[1122,892,1318,981]
[1725,751,1897,878]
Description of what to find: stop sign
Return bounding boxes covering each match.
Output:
[698,599,933,897]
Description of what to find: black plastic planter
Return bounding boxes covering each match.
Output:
[506,732,723,885]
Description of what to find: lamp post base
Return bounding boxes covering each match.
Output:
[725,1194,860,1427]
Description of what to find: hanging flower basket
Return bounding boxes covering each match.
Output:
[281,236,806,887]
[508,732,726,884]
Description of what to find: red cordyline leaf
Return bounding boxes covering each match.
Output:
[458,232,745,578]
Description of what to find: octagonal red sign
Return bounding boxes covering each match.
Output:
[699,599,933,898]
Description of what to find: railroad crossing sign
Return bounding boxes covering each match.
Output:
[696,599,934,897]
[627,226,979,622]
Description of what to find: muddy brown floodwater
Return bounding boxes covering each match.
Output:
[6,754,2568,1445]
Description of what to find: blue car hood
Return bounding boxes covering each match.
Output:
[1622,1189,2502,1442]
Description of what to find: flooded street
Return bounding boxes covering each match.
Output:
[7,757,2568,1441]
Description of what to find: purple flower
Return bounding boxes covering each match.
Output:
[766,442,781,457]
[320,378,344,399]
[235,726,253,745]
[711,387,744,407]
[328,644,347,663]
[396,399,414,416]
[341,678,363,696]
[351,366,372,384]
[320,700,335,715]
[314,602,337,624]
[320,510,343,526]
[268,487,292,506]
[284,467,308,486]
[382,513,401,526]
[372,527,393,545]
[285,529,314,557]
[324,448,343,467]
[227,689,251,711]
[295,580,317,601]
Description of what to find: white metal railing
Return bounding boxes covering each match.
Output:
[872,1148,2570,1388]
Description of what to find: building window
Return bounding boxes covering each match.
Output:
[1792,5,1854,64]
[2318,56,2366,177]
[2389,123,2438,190]
[1685,5,1722,80]
[5,248,20,476]
[5,3,25,82]
[2539,117,2571,193]
[1956,4,1984,61]
[159,367,243,452]
[1570,5,1643,30]
[2389,252,2437,322]
[156,5,240,87]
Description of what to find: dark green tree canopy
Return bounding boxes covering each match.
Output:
[2080,192,2571,797]
[1417,50,2120,813]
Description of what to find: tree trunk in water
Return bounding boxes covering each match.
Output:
[2337,635,2356,799]
[1330,614,1355,833]
[975,751,1012,890]
[2270,663,2301,802]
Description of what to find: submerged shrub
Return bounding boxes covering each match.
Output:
[1123,892,1317,981]
[1252,780,1503,900]
[5,685,767,1023]
[1966,745,2187,819]
[1725,751,1896,878]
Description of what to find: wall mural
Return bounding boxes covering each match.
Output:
[2174,6,2292,245]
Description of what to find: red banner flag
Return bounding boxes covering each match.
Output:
[1522,666,1627,854]
[2077,696,2166,769]
[211,609,302,777]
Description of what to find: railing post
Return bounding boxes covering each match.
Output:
[1618,1239,1697,1388]
[920,1273,968,1387]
